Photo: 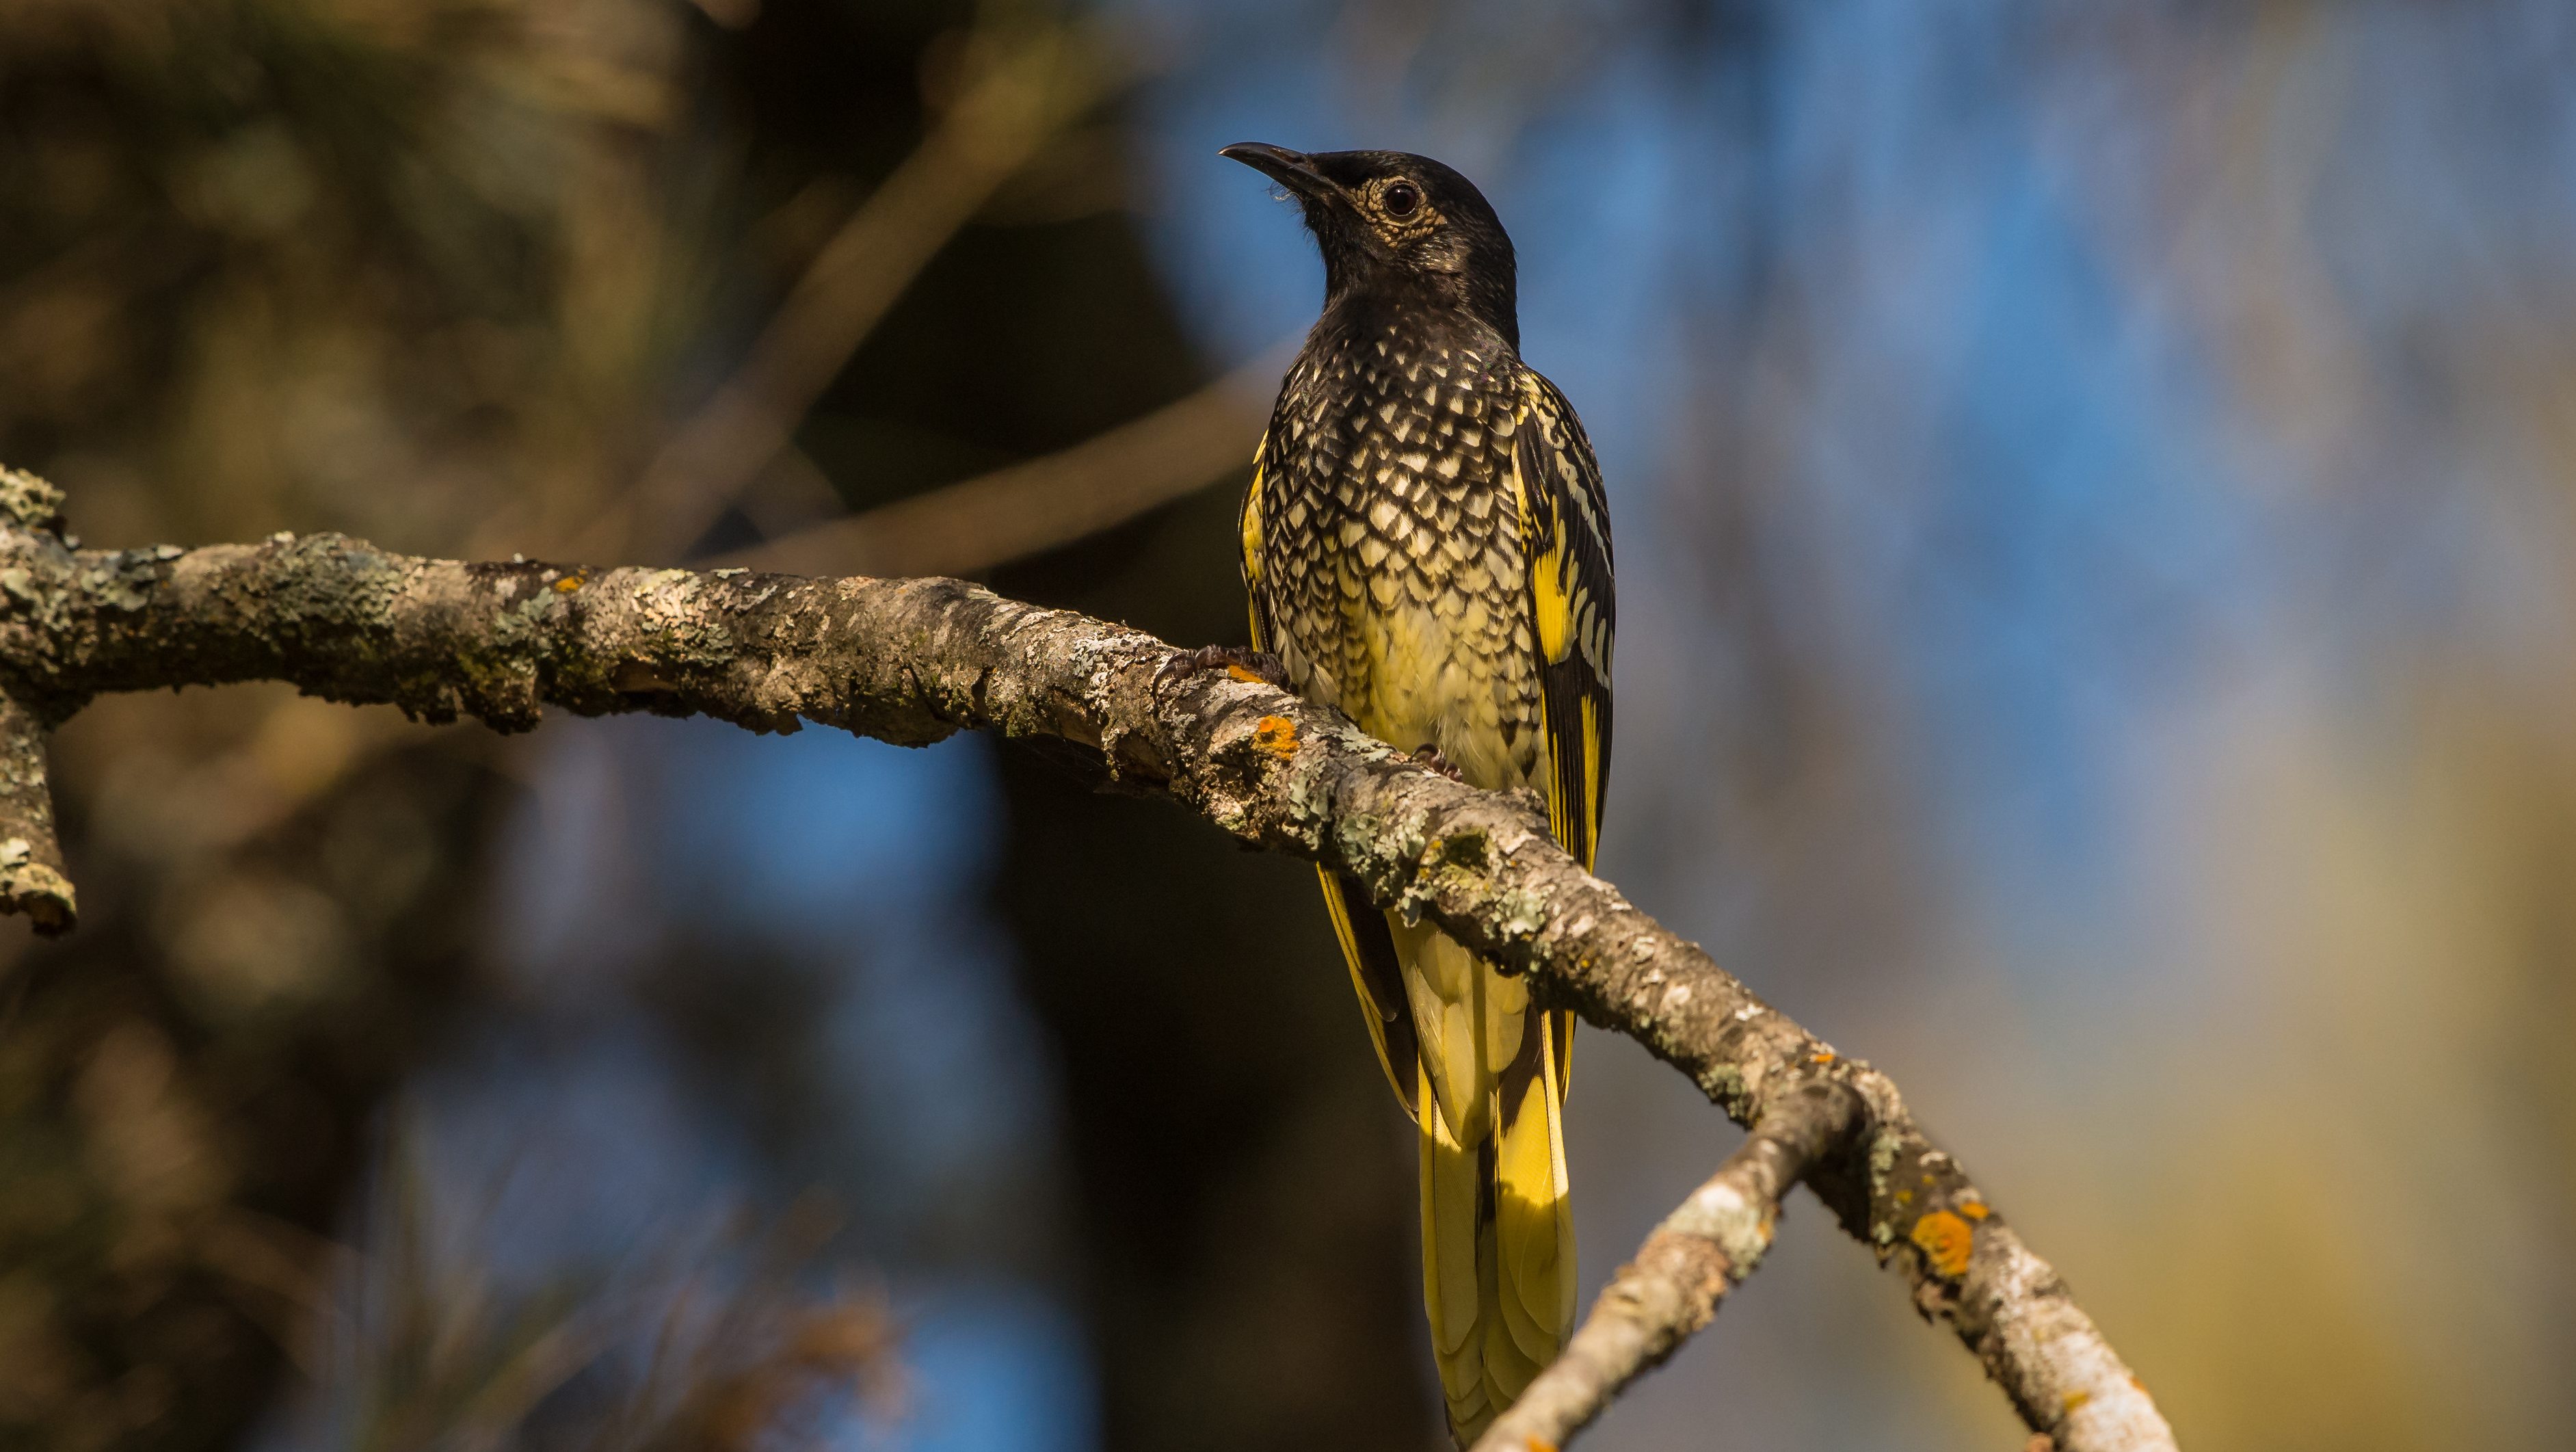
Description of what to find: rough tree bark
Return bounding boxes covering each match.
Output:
[0,468,2178,1452]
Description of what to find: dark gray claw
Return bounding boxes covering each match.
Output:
[1409,743,1466,782]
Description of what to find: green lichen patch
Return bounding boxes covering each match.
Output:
[0,468,65,531]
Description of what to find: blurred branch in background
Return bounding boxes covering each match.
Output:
[0,3,1201,1448]
[0,498,2179,1452]
[0,3,1392,1449]
[572,11,1128,566]
[730,340,1287,579]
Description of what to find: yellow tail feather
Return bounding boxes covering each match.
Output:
[1407,933,1576,1447]
[1494,1053,1574,1365]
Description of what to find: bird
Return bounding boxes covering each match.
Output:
[1214,142,1614,1445]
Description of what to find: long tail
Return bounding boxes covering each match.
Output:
[1396,919,1576,1446]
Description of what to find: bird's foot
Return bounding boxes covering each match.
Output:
[1163,644,1291,689]
[1409,744,1467,783]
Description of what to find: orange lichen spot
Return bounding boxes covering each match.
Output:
[2062,1390,2092,1413]
[1909,1209,1974,1279]
[1225,663,1263,684]
[1252,715,1299,759]
[2129,1375,2150,1395]
[1523,1442,1558,1452]
[1959,1200,1991,1221]
[552,570,589,593]
[1809,1050,1835,1064]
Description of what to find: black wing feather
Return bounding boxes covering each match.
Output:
[1514,370,1615,871]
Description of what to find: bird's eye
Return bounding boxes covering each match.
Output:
[1382,181,1422,217]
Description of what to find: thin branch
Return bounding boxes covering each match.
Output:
[1470,1079,1862,1451]
[723,341,1289,579]
[0,469,73,934]
[0,507,2178,1452]
[0,690,72,936]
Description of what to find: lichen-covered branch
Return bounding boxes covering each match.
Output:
[0,499,2177,1452]
[0,689,73,934]
[0,468,76,934]
[1470,1077,1861,1452]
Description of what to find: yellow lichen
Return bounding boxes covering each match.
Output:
[1225,663,1262,683]
[2062,1390,2092,1413]
[1959,1200,1991,1221]
[1253,715,1299,758]
[552,570,588,593]
[1909,1209,1974,1279]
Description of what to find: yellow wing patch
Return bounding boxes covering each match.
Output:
[1240,440,1266,592]
[1530,532,1573,663]
[1580,693,1604,858]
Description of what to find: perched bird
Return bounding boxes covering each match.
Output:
[1217,142,1614,1444]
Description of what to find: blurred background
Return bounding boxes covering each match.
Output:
[3,1,2573,1449]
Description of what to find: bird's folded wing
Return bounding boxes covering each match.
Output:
[1513,370,1615,1100]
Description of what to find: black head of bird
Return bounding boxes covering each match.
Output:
[1220,142,1519,351]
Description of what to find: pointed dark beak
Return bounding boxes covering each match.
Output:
[1221,142,1333,199]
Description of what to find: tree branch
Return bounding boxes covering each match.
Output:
[0,501,2177,1452]
[0,689,72,935]
[0,468,75,934]
[1470,1078,1861,1451]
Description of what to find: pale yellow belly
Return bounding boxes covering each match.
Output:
[1341,599,1537,796]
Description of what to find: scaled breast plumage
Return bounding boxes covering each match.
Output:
[1250,316,1544,787]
